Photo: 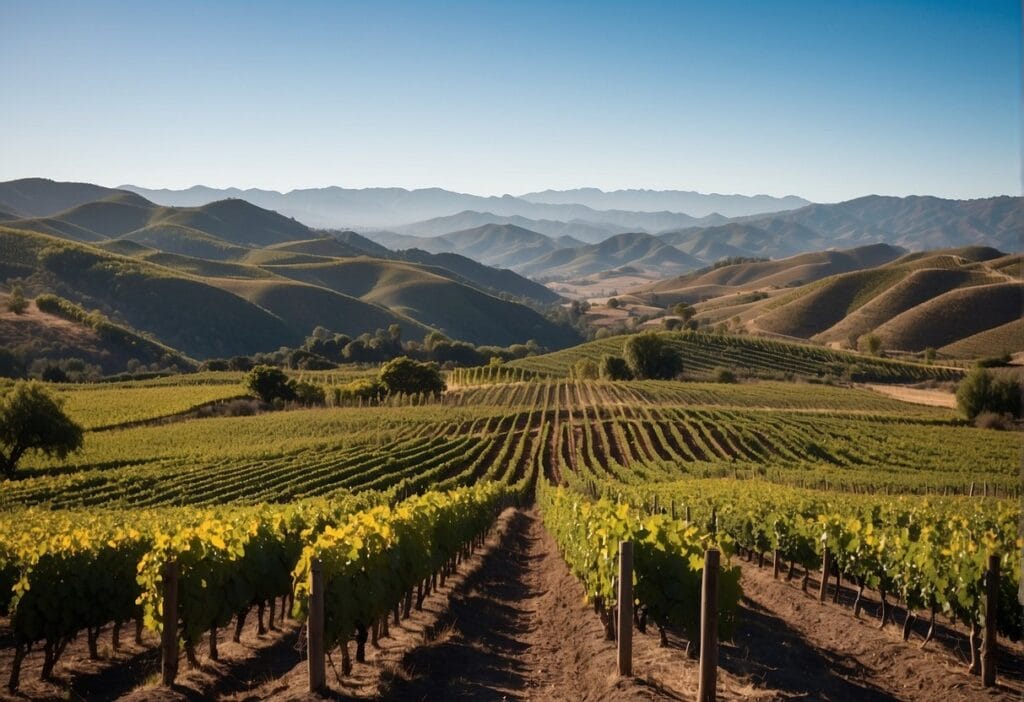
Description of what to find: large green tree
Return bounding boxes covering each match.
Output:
[379,356,446,397]
[623,333,683,380]
[0,381,84,478]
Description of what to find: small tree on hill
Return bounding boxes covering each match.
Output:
[858,333,882,356]
[0,381,84,478]
[599,355,632,381]
[607,298,621,309]
[923,347,936,365]
[956,367,1021,421]
[379,356,446,397]
[6,285,28,315]
[623,333,683,380]
[246,365,296,403]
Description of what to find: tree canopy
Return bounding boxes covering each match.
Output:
[0,381,84,478]
[623,333,683,380]
[379,356,446,397]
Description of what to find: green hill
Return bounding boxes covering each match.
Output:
[508,331,960,383]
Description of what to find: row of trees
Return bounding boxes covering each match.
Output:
[245,357,447,407]
[204,326,544,373]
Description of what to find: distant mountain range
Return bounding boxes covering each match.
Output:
[119,184,779,234]
[519,188,810,218]
[0,179,580,367]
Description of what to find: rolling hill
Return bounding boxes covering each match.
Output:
[520,188,809,218]
[0,225,579,363]
[516,233,704,280]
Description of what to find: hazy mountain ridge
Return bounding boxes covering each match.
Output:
[519,188,810,217]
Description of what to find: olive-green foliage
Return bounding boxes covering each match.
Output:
[623,333,682,380]
[379,356,446,397]
[0,380,84,477]
[599,355,632,381]
[571,358,600,380]
[956,367,1021,420]
[245,365,295,403]
[6,284,27,315]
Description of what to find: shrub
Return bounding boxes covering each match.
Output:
[245,365,296,403]
[599,355,633,381]
[956,367,1021,420]
[607,298,620,309]
[713,367,737,384]
[623,333,682,380]
[571,359,600,380]
[858,333,882,356]
[974,411,1014,431]
[6,285,28,315]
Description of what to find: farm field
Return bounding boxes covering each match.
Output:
[0,366,1020,701]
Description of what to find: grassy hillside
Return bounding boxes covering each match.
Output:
[508,331,960,383]
[518,232,702,279]
[261,259,576,347]
[872,282,1023,351]
[0,293,195,374]
[939,318,1024,358]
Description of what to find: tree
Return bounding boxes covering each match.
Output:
[858,333,882,356]
[923,347,936,365]
[6,285,28,315]
[0,381,84,478]
[713,367,737,384]
[245,365,296,403]
[623,333,683,380]
[671,302,694,322]
[379,356,446,397]
[956,367,1021,421]
[607,298,620,309]
[599,355,633,381]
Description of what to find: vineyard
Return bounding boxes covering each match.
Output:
[0,372,1020,700]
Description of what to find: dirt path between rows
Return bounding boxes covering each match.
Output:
[862,384,957,409]
[727,556,1024,701]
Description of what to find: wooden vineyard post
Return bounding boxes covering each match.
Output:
[818,547,830,602]
[697,549,720,702]
[773,549,781,579]
[160,561,179,686]
[308,558,326,693]
[617,541,633,677]
[982,553,999,687]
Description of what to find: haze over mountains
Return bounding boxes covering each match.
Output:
[121,184,799,234]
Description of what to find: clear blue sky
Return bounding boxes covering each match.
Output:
[0,0,1019,202]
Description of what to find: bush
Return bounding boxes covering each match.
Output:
[6,285,28,315]
[335,378,385,403]
[956,367,1021,420]
[607,298,620,309]
[974,411,1014,431]
[713,367,737,384]
[858,333,882,356]
[623,333,683,380]
[599,355,633,381]
[245,365,296,403]
[291,380,326,406]
[571,359,600,380]
[379,356,446,397]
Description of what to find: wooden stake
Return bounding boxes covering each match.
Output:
[308,558,326,693]
[772,549,781,579]
[617,541,633,677]
[160,561,179,686]
[818,547,830,602]
[697,549,720,702]
[982,553,999,687]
